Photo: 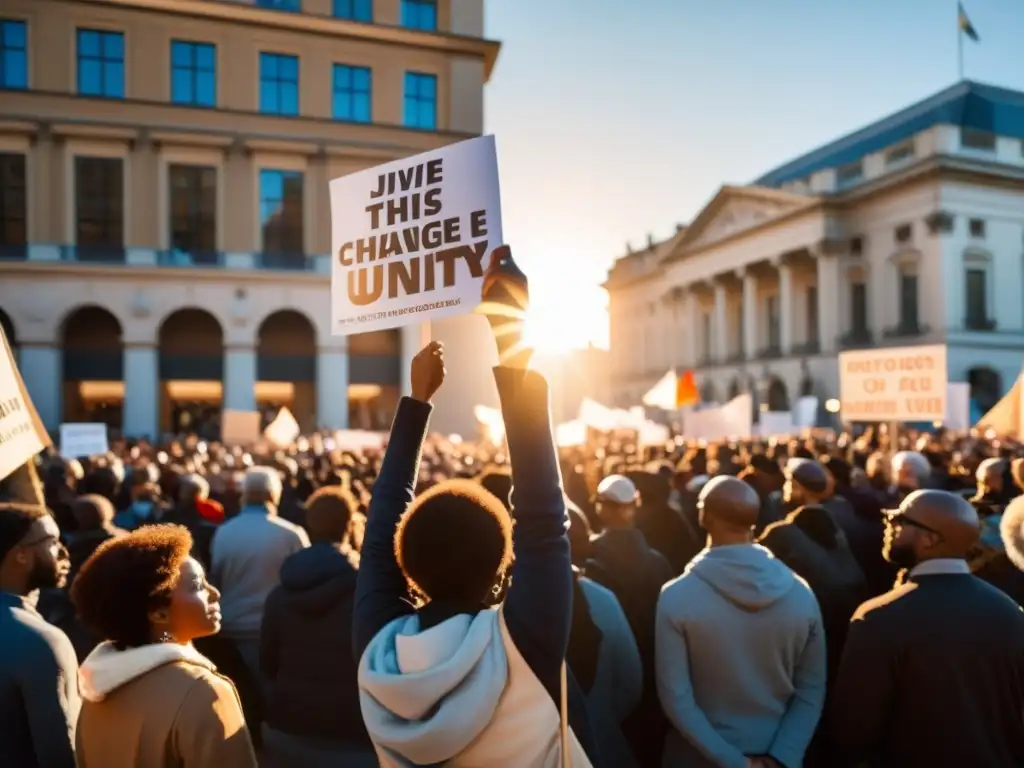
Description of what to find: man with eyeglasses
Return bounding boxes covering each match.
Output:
[831,489,1024,768]
[0,497,80,768]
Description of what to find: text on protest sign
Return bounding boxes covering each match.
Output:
[59,423,110,459]
[330,135,502,335]
[0,327,48,482]
[838,344,947,422]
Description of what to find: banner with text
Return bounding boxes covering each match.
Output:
[0,327,49,482]
[839,344,947,422]
[330,135,502,335]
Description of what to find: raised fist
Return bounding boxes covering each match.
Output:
[410,341,445,403]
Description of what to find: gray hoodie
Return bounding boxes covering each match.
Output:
[655,543,826,768]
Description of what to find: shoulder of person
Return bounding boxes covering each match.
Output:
[172,662,243,717]
[6,607,75,663]
[849,580,917,623]
[578,576,618,613]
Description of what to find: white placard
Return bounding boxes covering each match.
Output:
[264,406,300,448]
[222,410,261,447]
[330,135,502,335]
[0,328,48,482]
[59,423,109,459]
[839,344,947,422]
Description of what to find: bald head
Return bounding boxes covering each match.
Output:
[699,475,760,529]
[901,489,980,557]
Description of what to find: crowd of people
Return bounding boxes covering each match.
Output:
[3,249,1024,767]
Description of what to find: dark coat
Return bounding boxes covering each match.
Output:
[260,543,369,748]
[831,573,1024,767]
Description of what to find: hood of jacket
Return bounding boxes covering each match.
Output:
[78,641,216,702]
[278,542,359,615]
[358,608,508,766]
[687,543,796,611]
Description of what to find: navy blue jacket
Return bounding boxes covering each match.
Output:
[352,367,601,766]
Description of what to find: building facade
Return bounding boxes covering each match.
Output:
[0,0,499,439]
[606,81,1024,421]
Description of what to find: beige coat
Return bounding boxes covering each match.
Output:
[75,641,257,768]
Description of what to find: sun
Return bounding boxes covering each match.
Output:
[522,288,609,355]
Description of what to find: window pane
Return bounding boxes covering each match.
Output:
[196,71,215,106]
[260,53,277,78]
[196,44,215,70]
[354,96,370,123]
[171,69,192,103]
[280,55,297,80]
[102,32,123,59]
[79,59,101,94]
[4,20,26,48]
[104,62,124,97]
[281,83,298,114]
[3,49,26,88]
[78,30,99,57]
[260,81,278,113]
[171,41,191,68]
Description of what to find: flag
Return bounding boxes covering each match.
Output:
[676,370,700,408]
[958,3,979,42]
[642,369,679,410]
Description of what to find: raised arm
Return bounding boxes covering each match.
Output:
[352,342,443,660]
[480,245,572,694]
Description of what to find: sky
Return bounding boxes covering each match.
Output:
[484,0,1024,353]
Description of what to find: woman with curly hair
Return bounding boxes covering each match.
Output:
[71,524,257,767]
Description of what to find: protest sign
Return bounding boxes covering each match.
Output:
[330,135,502,335]
[59,423,109,459]
[222,410,261,446]
[839,344,947,422]
[0,326,49,482]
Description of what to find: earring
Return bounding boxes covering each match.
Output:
[158,630,174,643]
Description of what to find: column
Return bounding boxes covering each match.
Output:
[778,260,793,354]
[224,347,257,412]
[317,346,349,429]
[816,253,840,353]
[18,344,62,433]
[223,141,256,254]
[684,289,698,366]
[713,282,728,362]
[400,322,431,396]
[122,345,158,439]
[129,131,159,248]
[30,126,55,243]
[741,270,758,359]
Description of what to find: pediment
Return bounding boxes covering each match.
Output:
[680,186,813,251]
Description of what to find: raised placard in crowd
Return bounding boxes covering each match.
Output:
[839,343,948,422]
[329,135,502,335]
[0,326,49,481]
[59,423,109,459]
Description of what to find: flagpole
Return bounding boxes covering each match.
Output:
[957,25,964,81]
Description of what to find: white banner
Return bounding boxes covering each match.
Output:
[839,344,947,422]
[330,135,502,335]
[0,327,48,481]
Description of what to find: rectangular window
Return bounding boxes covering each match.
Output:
[332,64,371,123]
[75,157,124,256]
[169,164,217,256]
[401,0,437,30]
[701,312,712,360]
[170,40,216,107]
[256,0,301,10]
[0,20,27,90]
[766,295,780,348]
[895,223,912,244]
[885,142,915,166]
[851,282,868,333]
[961,127,996,151]
[969,218,985,238]
[806,285,819,344]
[260,169,304,255]
[260,52,299,116]
[334,0,372,21]
[899,272,919,329]
[0,153,26,257]
[836,161,863,187]
[403,71,437,130]
[849,236,863,256]
[965,268,988,328]
[77,28,124,98]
